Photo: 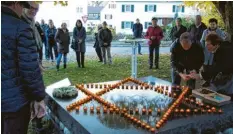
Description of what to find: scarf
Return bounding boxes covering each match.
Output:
[22,12,43,50]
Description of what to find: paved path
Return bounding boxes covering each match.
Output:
[42,42,171,63]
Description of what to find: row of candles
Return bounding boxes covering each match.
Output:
[75,106,161,116]
[155,86,189,129]
[74,84,157,133]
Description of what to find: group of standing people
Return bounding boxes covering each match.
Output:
[169,15,233,99]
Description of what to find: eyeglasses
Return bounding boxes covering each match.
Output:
[28,5,39,12]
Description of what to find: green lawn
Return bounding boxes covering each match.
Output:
[43,54,172,86]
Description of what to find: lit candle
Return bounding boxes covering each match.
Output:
[142,108,147,115]
[109,108,114,113]
[148,109,152,115]
[115,108,120,114]
[150,128,155,133]
[141,122,146,128]
[96,106,100,113]
[146,125,150,130]
[156,124,160,129]
[211,107,216,113]
[103,107,107,113]
[157,108,161,116]
[218,109,223,114]
[135,108,139,114]
[207,109,212,114]
[83,106,87,113]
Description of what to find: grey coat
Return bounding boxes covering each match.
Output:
[72,27,86,52]
[55,28,70,53]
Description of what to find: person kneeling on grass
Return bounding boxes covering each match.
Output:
[170,32,204,89]
[190,33,233,100]
[55,22,70,71]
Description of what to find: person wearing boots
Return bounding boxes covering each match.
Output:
[72,19,86,68]
[55,22,70,71]
[94,24,103,62]
[98,21,113,65]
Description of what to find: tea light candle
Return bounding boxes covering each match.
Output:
[141,122,146,128]
[218,109,223,114]
[150,128,155,133]
[186,109,191,116]
[207,109,212,114]
[90,107,94,113]
[206,105,210,109]
[135,108,139,114]
[146,125,150,130]
[173,93,177,98]
[156,124,160,129]
[133,118,137,123]
[201,109,206,114]
[129,108,133,114]
[109,108,114,113]
[137,120,141,126]
[123,108,127,113]
[142,108,147,114]
[148,109,152,115]
[115,108,120,114]
[194,109,198,114]
[180,109,184,116]
[103,107,107,113]
[83,107,88,113]
[211,107,216,113]
[130,116,134,121]
[157,108,161,116]
[96,107,100,113]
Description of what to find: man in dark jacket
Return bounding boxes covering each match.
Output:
[188,15,207,45]
[1,2,46,134]
[190,34,233,99]
[98,21,113,64]
[170,32,204,89]
[132,18,143,55]
[145,17,164,69]
[41,19,49,60]
[94,24,103,62]
[170,18,187,42]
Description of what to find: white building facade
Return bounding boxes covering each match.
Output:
[100,1,200,34]
[36,1,88,32]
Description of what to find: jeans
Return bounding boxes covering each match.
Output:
[95,46,102,61]
[138,42,141,54]
[101,47,112,64]
[2,104,30,134]
[48,43,58,61]
[56,53,67,66]
[171,68,196,89]
[149,44,160,67]
[43,39,49,60]
[76,51,85,67]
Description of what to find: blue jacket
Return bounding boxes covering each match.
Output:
[46,27,57,45]
[1,7,45,112]
[132,23,143,38]
[41,24,48,33]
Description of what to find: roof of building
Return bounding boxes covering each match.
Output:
[88,6,104,13]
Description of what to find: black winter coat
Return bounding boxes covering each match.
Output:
[170,39,204,73]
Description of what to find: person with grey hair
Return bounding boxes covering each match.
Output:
[188,15,207,45]
[94,24,103,62]
[170,32,204,89]
[170,18,187,42]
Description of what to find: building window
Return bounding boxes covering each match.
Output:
[145,5,156,12]
[109,4,116,9]
[121,21,133,29]
[109,25,113,28]
[172,5,185,13]
[105,14,112,20]
[122,5,134,12]
[76,7,83,13]
[144,22,152,29]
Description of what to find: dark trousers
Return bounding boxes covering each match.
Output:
[2,104,30,134]
[171,69,196,89]
[48,43,58,61]
[203,64,212,82]
[95,46,102,61]
[38,47,43,63]
[76,51,85,67]
[149,44,160,67]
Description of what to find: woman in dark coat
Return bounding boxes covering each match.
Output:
[55,22,70,71]
[72,19,86,68]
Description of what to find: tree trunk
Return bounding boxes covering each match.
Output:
[213,1,233,42]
